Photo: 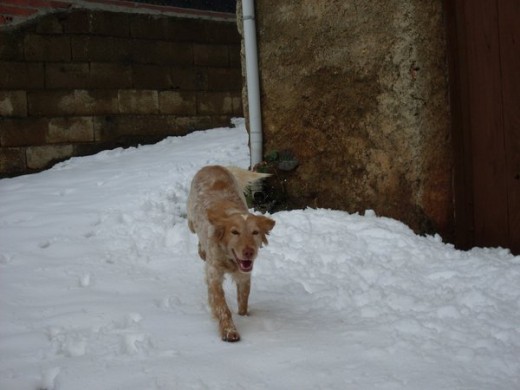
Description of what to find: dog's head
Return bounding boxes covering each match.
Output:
[207,208,275,273]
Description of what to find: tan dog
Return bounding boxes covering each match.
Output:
[187,165,275,342]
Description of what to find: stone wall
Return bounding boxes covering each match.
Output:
[0,7,242,177]
[239,0,453,238]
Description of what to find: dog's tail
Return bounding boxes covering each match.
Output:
[226,166,270,192]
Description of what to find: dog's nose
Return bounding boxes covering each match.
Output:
[243,247,254,259]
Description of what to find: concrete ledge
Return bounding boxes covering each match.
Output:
[0,0,236,28]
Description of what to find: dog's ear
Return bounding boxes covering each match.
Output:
[207,208,226,241]
[254,215,276,245]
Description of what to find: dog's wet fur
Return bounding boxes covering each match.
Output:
[187,165,275,341]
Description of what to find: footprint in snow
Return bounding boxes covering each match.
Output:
[39,366,61,390]
[48,328,88,357]
[39,240,51,249]
[78,273,91,287]
[120,333,152,355]
[0,253,13,264]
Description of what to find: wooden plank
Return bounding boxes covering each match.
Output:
[445,0,476,249]
[498,0,520,254]
[464,0,509,249]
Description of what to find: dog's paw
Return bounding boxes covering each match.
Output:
[222,328,240,342]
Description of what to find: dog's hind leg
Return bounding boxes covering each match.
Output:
[206,265,240,342]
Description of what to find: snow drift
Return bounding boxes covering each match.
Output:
[1,119,519,389]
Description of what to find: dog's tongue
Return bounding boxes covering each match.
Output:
[239,260,253,272]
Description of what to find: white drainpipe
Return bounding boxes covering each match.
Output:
[242,0,262,169]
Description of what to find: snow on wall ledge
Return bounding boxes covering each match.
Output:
[1,120,519,389]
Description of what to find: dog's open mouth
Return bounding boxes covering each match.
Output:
[233,251,253,272]
[238,260,253,272]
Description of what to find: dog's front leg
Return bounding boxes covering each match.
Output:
[236,275,251,316]
[206,265,240,342]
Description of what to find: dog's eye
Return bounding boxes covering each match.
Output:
[252,230,259,235]
[231,229,240,235]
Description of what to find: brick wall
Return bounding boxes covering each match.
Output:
[0,3,242,177]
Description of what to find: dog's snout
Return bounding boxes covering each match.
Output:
[243,247,254,259]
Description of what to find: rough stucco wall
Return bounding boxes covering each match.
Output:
[239,0,453,238]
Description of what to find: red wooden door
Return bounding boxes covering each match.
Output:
[447,0,520,254]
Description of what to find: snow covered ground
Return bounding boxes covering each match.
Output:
[1,119,519,390]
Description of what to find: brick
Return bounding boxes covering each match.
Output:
[35,13,63,34]
[168,17,207,42]
[24,34,71,61]
[171,66,202,90]
[118,90,159,114]
[232,92,243,115]
[0,62,44,88]
[92,10,131,37]
[93,114,213,141]
[0,31,24,60]
[129,15,206,42]
[0,147,26,177]
[71,36,132,62]
[64,10,130,37]
[47,117,94,143]
[62,10,89,34]
[0,90,27,117]
[0,117,47,146]
[204,21,241,44]
[194,44,229,66]
[74,142,123,157]
[228,44,241,67]
[132,64,173,89]
[197,92,234,115]
[159,91,196,115]
[28,90,119,116]
[72,34,193,65]
[206,67,242,91]
[132,40,193,65]
[130,14,172,41]
[175,115,233,131]
[89,63,132,89]
[93,114,235,145]
[93,115,182,142]
[45,63,90,89]
[133,65,201,90]
[26,144,73,169]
